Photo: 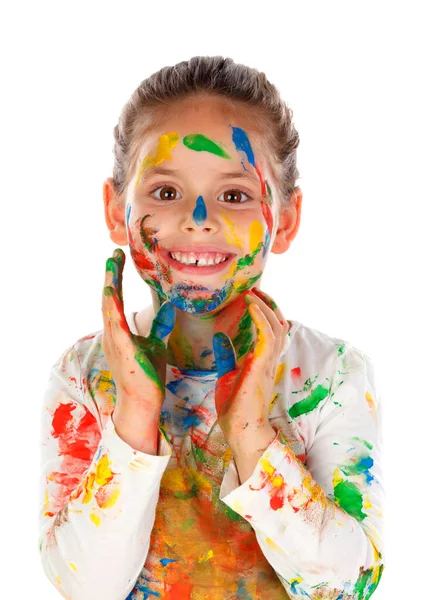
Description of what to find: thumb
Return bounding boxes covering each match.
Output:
[149,301,176,345]
[212,332,237,377]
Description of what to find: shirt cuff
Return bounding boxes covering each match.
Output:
[219,426,286,506]
[97,412,173,472]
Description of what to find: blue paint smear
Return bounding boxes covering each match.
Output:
[212,332,236,377]
[126,203,131,228]
[231,126,255,167]
[192,195,207,225]
[262,228,271,259]
[166,379,182,395]
[168,281,233,314]
[149,301,175,341]
[236,577,254,599]
[159,558,178,567]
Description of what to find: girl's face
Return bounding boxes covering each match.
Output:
[123,101,281,315]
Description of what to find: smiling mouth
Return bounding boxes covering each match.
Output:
[168,251,231,267]
[162,249,236,275]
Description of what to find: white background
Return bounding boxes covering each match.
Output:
[2,1,428,598]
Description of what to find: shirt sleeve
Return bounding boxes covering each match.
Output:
[219,345,385,599]
[38,343,173,600]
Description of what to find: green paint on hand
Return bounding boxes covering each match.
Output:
[232,308,254,360]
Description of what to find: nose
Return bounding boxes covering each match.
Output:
[180,196,219,234]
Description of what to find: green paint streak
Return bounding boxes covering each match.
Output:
[194,446,207,464]
[235,272,262,294]
[333,479,366,521]
[337,342,346,356]
[223,502,242,522]
[140,214,158,251]
[144,278,166,304]
[134,347,161,389]
[353,436,373,450]
[232,308,253,360]
[232,242,263,275]
[288,384,330,418]
[266,180,274,207]
[181,518,196,531]
[183,134,232,159]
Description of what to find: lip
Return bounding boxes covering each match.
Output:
[160,246,237,275]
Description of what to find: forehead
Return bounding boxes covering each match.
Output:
[135,96,271,171]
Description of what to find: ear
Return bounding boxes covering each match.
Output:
[103,178,128,246]
[271,187,303,254]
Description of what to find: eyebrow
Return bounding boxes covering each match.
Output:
[138,165,258,183]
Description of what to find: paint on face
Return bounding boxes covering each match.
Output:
[192,196,207,226]
[182,133,233,160]
[231,126,255,168]
[221,213,243,249]
[134,132,180,188]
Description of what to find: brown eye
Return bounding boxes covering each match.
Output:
[151,185,180,201]
[219,189,250,203]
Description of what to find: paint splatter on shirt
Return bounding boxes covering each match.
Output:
[38,312,384,599]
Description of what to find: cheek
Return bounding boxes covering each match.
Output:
[126,206,160,272]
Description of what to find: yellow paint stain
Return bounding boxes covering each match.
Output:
[363,493,373,510]
[221,213,244,248]
[98,370,113,393]
[249,303,267,359]
[68,562,77,572]
[272,475,284,488]
[135,132,180,188]
[269,393,279,414]
[249,220,264,253]
[98,486,120,509]
[222,445,233,469]
[95,454,114,487]
[365,391,376,415]
[162,467,212,494]
[275,363,285,385]
[232,498,245,513]
[260,457,275,477]
[89,513,101,527]
[129,455,154,471]
[302,472,329,508]
[198,549,214,563]
[81,472,95,504]
[221,259,238,281]
[265,537,282,552]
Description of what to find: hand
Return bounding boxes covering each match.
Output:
[102,248,175,419]
[212,288,290,445]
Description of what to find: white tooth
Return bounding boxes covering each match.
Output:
[214,253,222,264]
[175,252,182,261]
[197,257,208,266]
[206,257,215,266]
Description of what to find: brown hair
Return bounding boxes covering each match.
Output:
[111,55,300,205]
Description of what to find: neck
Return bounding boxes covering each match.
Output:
[136,290,260,371]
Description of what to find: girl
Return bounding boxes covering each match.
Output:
[38,56,384,600]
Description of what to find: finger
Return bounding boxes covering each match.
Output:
[102,251,131,348]
[212,332,237,377]
[245,292,283,349]
[246,302,275,369]
[250,288,289,331]
[149,301,176,344]
[249,288,290,361]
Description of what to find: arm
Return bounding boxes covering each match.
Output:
[219,345,385,599]
[38,343,172,600]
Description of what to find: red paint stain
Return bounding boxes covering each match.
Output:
[260,200,274,237]
[291,366,301,378]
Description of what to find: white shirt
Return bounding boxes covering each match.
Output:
[38,311,384,599]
